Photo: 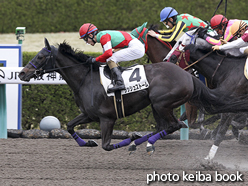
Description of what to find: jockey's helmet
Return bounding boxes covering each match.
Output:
[210,14,228,29]
[230,20,247,36]
[79,23,98,39]
[160,7,178,22]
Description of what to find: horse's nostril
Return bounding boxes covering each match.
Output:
[19,72,25,79]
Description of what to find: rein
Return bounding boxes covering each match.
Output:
[31,47,89,75]
[211,56,225,86]
[183,50,214,70]
[184,49,226,86]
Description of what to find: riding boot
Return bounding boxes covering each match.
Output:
[107,67,125,93]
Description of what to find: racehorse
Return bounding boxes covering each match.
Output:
[185,38,248,160]
[18,38,248,153]
[130,25,245,156]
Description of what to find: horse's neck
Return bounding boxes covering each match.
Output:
[55,53,90,93]
[193,52,241,84]
[147,36,174,63]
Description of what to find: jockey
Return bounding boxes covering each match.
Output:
[199,14,248,46]
[212,20,248,55]
[148,7,213,61]
[79,23,145,93]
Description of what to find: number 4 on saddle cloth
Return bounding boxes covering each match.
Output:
[99,64,149,119]
[100,64,149,97]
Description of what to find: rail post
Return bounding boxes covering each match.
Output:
[0,84,7,138]
[180,104,189,140]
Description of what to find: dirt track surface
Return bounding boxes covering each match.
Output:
[0,138,248,186]
[0,32,103,53]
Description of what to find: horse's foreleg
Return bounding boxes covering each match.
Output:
[100,119,115,151]
[67,113,97,147]
[100,118,143,151]
[205,113,234,161]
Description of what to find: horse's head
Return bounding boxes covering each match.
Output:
[19,38,57,82]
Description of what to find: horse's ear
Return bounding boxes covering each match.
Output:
[44,38,51,50]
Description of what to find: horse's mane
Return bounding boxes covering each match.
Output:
[58,41,90,63]
[148,24,159,32]
[58,41,101,70]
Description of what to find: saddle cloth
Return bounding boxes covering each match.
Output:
[168,46,190,70]
[99,65,149,97]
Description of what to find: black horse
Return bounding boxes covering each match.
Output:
[19,38,248,153]
[132,25,246,155]
[185,38,248,160]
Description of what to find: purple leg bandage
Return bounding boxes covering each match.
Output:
[72,132,86,146]
[113,138,131,149]
[148,130,167,144]
[134,132,154,145]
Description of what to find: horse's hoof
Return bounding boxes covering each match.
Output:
[146,145,155,156]
[85,140,98,147]
[128,142,137,155]
[204,155,213,162]
[130,132,143,141]
[180,121,188,128]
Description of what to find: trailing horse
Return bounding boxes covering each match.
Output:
[185,38,248,160]
[19,38,248,154]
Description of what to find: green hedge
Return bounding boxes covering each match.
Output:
[22,51,181,131]
[1,0,247,33]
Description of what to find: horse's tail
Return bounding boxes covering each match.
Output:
[190,76,248,114]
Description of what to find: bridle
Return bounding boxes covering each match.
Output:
[29,47,57,78]
[28,45,92,95]
[30,46,89,78]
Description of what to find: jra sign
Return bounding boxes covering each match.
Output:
[0,67,66,84]
[0,45,66,131]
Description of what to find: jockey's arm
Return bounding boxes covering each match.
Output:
[218,37,248,51]
[205,30,233,46]
[95,33,113,62]
[156,21,187,42]
[158,27,175,34]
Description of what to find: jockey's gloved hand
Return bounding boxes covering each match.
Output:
[86,56,96,64]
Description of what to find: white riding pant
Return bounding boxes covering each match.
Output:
[106,38,145,63]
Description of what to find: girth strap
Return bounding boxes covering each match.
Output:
[113,90,125,119]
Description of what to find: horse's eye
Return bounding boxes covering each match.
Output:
[37,55,43,60]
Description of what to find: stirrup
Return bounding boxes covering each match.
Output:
[107,84,125,93]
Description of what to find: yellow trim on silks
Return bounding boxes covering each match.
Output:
[244,59,248,80]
